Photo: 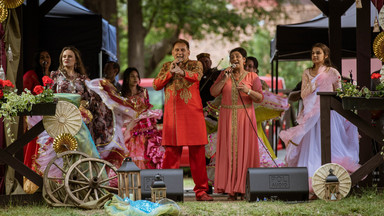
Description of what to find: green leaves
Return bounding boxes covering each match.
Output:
[336,82,384,99]
[0,87,55,142]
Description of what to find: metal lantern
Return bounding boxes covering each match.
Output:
[117,157,141,200]
[151,174,167,203]
[325,168,340,201]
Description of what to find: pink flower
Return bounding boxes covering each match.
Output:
[33,85,44,95]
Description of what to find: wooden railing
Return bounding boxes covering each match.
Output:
[0,101,57,188]
[318,92,384,185]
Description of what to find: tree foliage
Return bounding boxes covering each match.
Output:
[119,0,287,77]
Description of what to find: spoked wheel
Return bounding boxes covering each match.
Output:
[43,151,90,206]
[64,158,118,206]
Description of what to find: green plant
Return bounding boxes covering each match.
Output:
[335,82,384,99]
[0,76,55,142]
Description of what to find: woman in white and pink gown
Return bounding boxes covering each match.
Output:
[279,43,360,192]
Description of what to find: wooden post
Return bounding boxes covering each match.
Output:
[319,92,332,164]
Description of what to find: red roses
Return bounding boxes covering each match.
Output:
[33,85,44,95]
[0,79,15,99]
[33,76,53,95]
[0,79,15,88]
[42,76,54,87]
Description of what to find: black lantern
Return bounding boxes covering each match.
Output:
[325,168,340,201]
[151,174,167,203]
[116,157,141,200]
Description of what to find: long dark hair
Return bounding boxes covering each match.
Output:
[311,43,334,69]
[121,67,143,97]
[246,56,259,74]
[33,49,52,85]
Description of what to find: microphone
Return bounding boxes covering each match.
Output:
[225,64,237,75]
[172,58,183,69]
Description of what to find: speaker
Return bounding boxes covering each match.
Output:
[246,167,309,202]
[140,169,184,202]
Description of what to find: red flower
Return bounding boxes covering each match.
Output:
[33,85,44,95]
[42,76,54,87]
[3,80,14,88]
[371,73,381,79]
[0,89,3,99]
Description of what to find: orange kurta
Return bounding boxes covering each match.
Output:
[153,60,208,146]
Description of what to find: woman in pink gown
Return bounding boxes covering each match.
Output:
[210,47,264,200]
[121,67,164,169]
[279,43,360,193]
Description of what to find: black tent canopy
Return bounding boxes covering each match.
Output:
[270,2,377,61]
[26,0,117,79]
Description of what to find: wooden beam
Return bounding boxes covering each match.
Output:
[311,0,329,16]
[338,0,356,16]
[356,0,371,88]
[4,121,45,155]
[330,97,384,146]
[0,150,43,187]
[24,0,40,80]
[319,92,332,164]
[351,153,384,185]
[328,0,342,71]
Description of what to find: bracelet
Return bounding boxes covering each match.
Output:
[247,89,251,95]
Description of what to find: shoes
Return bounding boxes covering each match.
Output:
[196,193,214,201]
[228,194,237,201]
[228,193,245,201]
[206,185,213,194]
[239,193,245,200]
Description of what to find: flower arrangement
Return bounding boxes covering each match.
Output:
[0,76,55,141]
[336,73,384,99]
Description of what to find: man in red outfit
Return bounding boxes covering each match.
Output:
[153,39,213,201]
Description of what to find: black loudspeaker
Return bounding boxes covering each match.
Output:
[246,167,309,202]
[140,169,184,202]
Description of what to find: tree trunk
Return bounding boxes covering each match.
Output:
[146,33,179,77]
[128,0,146,77]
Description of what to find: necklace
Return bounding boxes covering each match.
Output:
[309,68,318,77]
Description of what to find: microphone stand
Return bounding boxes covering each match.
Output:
[229,71,279,167]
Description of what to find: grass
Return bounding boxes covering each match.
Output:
[1,186,384,216]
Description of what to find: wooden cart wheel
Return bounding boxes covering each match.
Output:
[64,157,118,205]
[43,151,90,206]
